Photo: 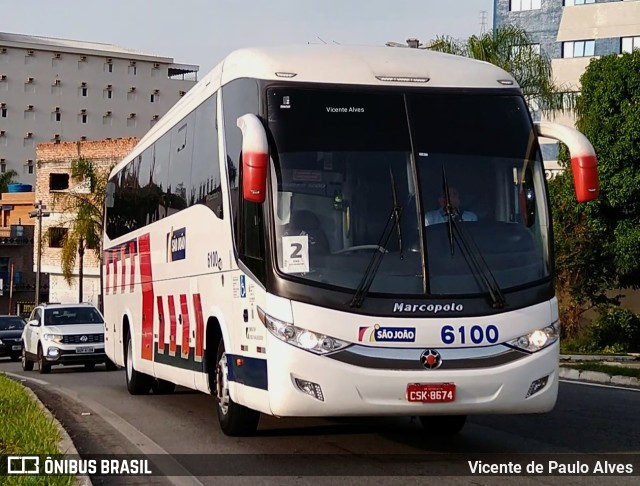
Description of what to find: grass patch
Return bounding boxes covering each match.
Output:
[0,374,75,485]
[562,362,640,379]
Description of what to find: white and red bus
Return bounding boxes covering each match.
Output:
[103,45,598,436]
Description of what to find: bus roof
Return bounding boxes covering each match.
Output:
[219,44,518,89]
[109,45,519,178]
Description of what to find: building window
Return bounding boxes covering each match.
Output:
[564,0,595,6]
[128,62,137,75]
[510,0,541,11]
[127,113,137,128]
[49,173,70,191]
[49,227,68,248]
[103,86,113,99]
[25,50,35,65]
[78,56,87,70]
[79,111,88,124]
[0,75,7,91]
[0,160,6,173]
[622,36,640,54]
[24,77,35,93]
[79,83,88,97]
[1,105,6,118]
[562,40,595,58]
[25,160,34,175]
[51,79,61,95]
[24,106,35,120]
[52,108,61,122]
[0,49,7,64]
[127,87,137,101]
[104,60,113,73]
[103,112,112,125]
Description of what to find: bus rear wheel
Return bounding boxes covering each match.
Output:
[419,415,467,435]
[214,339,260,436]
[125,333,152,395]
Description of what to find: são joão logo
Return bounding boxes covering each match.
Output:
[358,324,416,343]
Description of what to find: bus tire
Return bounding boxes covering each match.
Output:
[125,332,152,395]
[419,415,467,435]
[152,378,176,394]
[214,339,260,436]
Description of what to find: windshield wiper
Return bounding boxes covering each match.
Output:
[349,169,403,308]
[390,167,404,259]
[440,171,506,309]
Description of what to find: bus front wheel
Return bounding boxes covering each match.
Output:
[419,415,467,435]
[125,333,152,395]
[214,339,260,436]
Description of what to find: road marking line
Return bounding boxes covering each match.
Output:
[50,386,204,486]
[3,371,49,385]
[560,378,640,393]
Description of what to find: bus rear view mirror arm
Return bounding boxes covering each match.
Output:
[237,114,268,204]
[534,121,600,203]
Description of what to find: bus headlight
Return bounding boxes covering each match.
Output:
[506,322,558,353]
[43,333,63,343]
[257,307,350,355]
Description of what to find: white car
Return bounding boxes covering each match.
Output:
[21,303,117,374]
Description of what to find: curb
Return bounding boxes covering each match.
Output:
[22,385,93,486]
[559,366,640,388]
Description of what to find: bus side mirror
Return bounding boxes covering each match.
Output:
[237,114,268,204]
[534,121,599,203]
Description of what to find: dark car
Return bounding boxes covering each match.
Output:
[0,315,27,361]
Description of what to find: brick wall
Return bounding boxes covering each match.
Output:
[34,138,138,277]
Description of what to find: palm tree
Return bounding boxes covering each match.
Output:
[0,169,19,194]
[429,25,573,113]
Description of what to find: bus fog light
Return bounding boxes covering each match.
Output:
[526,375,549,398]
[507,322,559,353]
[294,378,324,401]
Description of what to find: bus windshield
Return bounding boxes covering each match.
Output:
[267,87,550,297]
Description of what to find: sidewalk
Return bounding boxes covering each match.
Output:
[559,354,640,388]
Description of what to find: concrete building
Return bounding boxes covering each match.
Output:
[35,138,138,307]
[0,190,46,315]
[0,31,198,184]
[494,0,640,173]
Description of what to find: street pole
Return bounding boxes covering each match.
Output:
[29,200,50,306]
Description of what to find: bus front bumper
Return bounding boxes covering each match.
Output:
[265,337,559,417]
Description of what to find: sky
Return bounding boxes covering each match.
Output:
[1,0,494,76]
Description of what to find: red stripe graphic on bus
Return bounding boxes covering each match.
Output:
[156,295,165,355]
[129,241,136,292]
[193,293,204,362]
[105,251,111,295]
[113,249,119,294]
[120,245,126,294]
[138,233,154,361]
[168,295,177,356]
[180,294,191,359]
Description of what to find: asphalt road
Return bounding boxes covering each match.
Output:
[1,358,639,486]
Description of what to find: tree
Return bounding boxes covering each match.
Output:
[548,50,640,335]
[429,25,572,113]
[49,157,111,307]
[0,169,19,194]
